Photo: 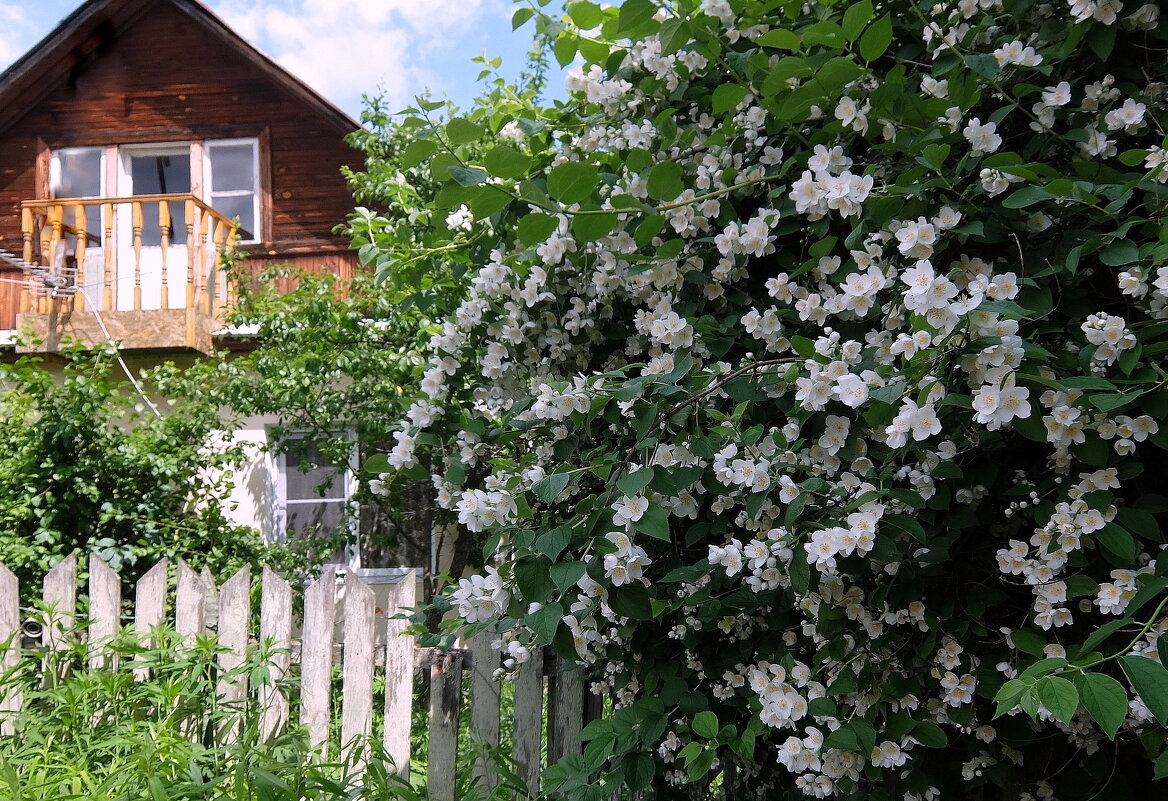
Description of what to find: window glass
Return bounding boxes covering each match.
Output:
[284,440,346,500]
[51,147,102,240]
[129,152,190,246]
[207,140,259,242]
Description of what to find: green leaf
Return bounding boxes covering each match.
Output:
[447,165,488,186]
[1099,241,1139,266]
[551,561,587,593]
[842,0,874,41]
[692,710,719,739]
[399,139,437,169]
[446,117,486,144]
[617,467,655,497]
[536,526,573,561]
[1119,655,1168,725]
[533,472,571,503]
[646,161,684,201]
[547,162,600,204]
[482,145,532,179]
[530,602,564,643]
[756,29,800,49]
[1002,186,1052,208]
[608,582,652,619]
[512,7,534,29]
[1037,676,1079,725]
[633,503,670,541]
[964,53,1000,79]
[568,0,604,28]
[518,213,560,245]
[1010,628,1046,657]
[1095,523,1137,563]
[617,0,657,34]
[911,720,948,748]
[712,83,749,114]
[572,212,619,242]
[858,14,892,61]
[1078,672,1129,739]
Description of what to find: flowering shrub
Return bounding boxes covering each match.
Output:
[357,0,1168,797]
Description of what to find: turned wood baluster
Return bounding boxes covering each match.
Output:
[42,205,64,313]
[102,203,114,311]
[211,220,227,319]
[19,206,33,314]
[72,204,87,312]
[201,213,212,315]
[185,202,196,311]
[158,200,171,309]
[132,201,143,310]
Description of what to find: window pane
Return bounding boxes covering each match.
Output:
[54,149,101,198]
[130,154,191,247]
[209,144,255,192]
[285,441,346,500]
[209,193,255,240]
[286,501,346,537]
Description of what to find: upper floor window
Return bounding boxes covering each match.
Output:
[206,139,260,243]
[49,146,103,237]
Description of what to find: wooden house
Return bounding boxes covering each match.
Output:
[0,0,361,353]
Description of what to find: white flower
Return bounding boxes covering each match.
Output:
[963,118,1002,156]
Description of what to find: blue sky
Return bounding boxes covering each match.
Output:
[0,0,561,121]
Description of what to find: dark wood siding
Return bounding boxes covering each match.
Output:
[0,0,361,326]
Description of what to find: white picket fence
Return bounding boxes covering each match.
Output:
[0,553,588,800]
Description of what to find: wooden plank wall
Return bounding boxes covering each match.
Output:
[0,557,588,799]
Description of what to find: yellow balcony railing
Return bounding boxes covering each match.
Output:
[19,194,238,321]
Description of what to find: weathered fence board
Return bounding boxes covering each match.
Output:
[471,630,501,791]
[340,572,375,764]
[0,555,589,798]
[428,651,463,801]
[259,566,292,743]
[513,645,545,795]
[300,564,336,754]
[216,566,250,744]
[88,554,120,670]
[383,569,416,777]
[0,565,19,736]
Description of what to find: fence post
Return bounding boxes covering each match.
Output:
[512,646,544,797]
[300,565,336,755]
[175,559,207,645]
[383,571,416,778]
[340,572,375,766]
[133,559,168,680]
[42,552,77,652]
[216,566,250,744]
[471,631,501,792]
[0,565,20,735]
[548,656,584,765]
[427,651,464,801]
[87,554,121,671]
[259,566,292,743]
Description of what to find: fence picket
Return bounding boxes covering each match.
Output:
[87,555,121,670]
[133,560,168,680]
[300,565,336,755]
[175,559,206,644]
[549,658,584,765]
[427,651,463,801]
[42,552,77,651]
[471,630,501,792]
[259,566,292,743]
[383,571,416,778]
[0,565,19,735]
[512,646,544,797]
[340,572,375,764]
[216,566,250,744]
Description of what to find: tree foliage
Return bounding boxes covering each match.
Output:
[0,343,266,590]
[359,0,1168,797]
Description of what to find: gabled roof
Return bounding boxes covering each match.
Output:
[0,0,360,138]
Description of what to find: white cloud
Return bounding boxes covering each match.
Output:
[0,4,33,68]
[209,0,512,117]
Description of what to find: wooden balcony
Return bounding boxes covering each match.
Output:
[12,194,238,354]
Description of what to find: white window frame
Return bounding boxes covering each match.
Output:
[204,137,261,244]
[274,431,359,568]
